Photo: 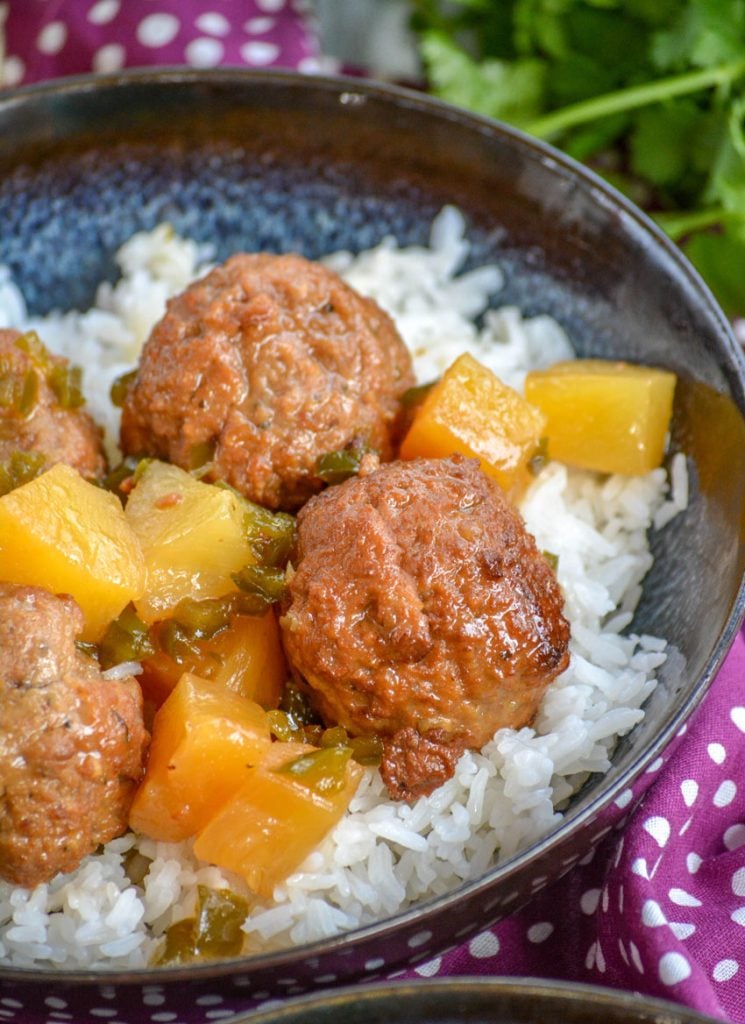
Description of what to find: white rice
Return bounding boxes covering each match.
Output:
[0,208,687,968]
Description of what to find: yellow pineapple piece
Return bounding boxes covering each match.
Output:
[125,460,254,622]
[400,352,546,497]
[525,359,676,476]
[129,672,272,843]
[193,744,364,896]
[0,462,144,640]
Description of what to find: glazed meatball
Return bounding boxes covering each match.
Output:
[0,583,148,888]
[281,456,571,801]
[0,329,106,483]
[120,253,415,511]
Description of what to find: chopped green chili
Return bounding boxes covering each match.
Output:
[97,605,155,670]
[231,563,288,610]
[316,441,372,485]
[276,746,352,795]
[542,550,559,573]
[48,363,84,409]
[0,450,46,496]
[109,369,137,409]
[156,886,248,965]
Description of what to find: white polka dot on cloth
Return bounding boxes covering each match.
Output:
[713,959,740,982]
[245,16,277,34]
[731,907,745,927]
[194,12,231,36]
[729,706,745,732]
[731,867,745,897]
[632,857,650,879]
[642,816,671,847]
[414,957,442,977]
[2,54,25,86]
[724,823,745,850]
[585,940,606,972]
[92,43,126,72]
[707,741,726,763]
[641,899,666,927]
[467,931,500,958]
[580,888,601,915]
[87,0,120,26]
[680,779,698,807]
[659,951,692,985]
[527,921,554,943]
[686,851,703,873]
[137,12,181,49]
[36,20,68,55]
[256,0,287,11]
[240,40,280,65]
[668,888,702,908]
[185,37,224,67]
[713,779,737,807]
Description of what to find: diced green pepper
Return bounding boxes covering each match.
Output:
[0,450,47,496]
[48,363,85,409]
[277,746,353,795]
[97,604,155,669]
[109,369,137,409]
[155,886,248,966]
[316,441,372,485]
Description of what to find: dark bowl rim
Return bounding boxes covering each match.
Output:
[237,976,722,1024]
[0,65,743,987]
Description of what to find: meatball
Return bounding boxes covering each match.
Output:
[120,253,415,510]
[0,329,106,483]
[281,456,571,801]
[0,583,148,888]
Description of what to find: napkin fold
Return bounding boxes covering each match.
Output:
[401,625,745,1024]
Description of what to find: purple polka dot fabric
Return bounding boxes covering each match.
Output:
[0,0,322,86]
[400,626,745,1024]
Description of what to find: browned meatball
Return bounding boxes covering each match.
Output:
[281,456,571,802]
[0,583,148,888]
[120,253,415,510]
[0,329,106,483]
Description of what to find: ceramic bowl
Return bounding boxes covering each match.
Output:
[241,978,722,1024]
[0,68,743,1024]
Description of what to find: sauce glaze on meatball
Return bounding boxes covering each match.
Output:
[280,456,571,801]
[0,583,148,887]
[0,328,106,482]
[120,253,415,511]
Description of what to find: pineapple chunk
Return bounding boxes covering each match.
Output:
[0,463,144,640]
[209,612,287,707]
[129,673,272,843]
[140,611,287,710]
[400,352,546,497]
[524,359,676,476]
[193,745,364,896]
[125,460,254,622]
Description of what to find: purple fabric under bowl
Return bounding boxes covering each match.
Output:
[0,68,743,1024]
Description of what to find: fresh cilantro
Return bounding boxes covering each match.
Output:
[411,0,745,316]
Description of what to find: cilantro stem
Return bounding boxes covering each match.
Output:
[525,60,745,141]
[653,207,745,242]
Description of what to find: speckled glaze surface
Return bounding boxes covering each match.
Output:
[239,978,723,1023]
[0,69,743,1024]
